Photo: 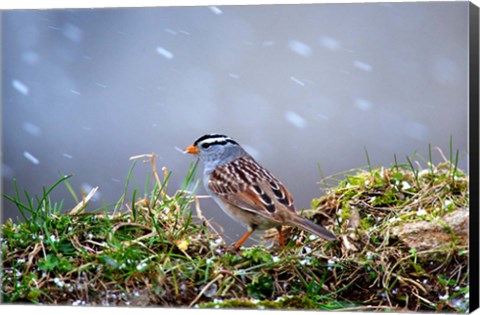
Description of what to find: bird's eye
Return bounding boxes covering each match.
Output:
[201,142,212,149]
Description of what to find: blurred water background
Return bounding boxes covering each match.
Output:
[2,2,469,244]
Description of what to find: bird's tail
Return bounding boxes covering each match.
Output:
[288,215,337,241]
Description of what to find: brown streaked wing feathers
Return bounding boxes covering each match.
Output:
[207,157,295,223]
[269,180,295,213]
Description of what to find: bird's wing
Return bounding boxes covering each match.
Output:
[207,156,296,222]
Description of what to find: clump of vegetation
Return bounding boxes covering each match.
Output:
[1,144,469,312]
[304,147,469,312]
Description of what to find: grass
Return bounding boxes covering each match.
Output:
[1,145,470,311]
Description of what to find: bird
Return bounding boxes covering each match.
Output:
[185,134,337,250]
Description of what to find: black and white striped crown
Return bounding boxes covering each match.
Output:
[194,134,239,149]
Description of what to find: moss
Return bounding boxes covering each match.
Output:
[198,295,320,310]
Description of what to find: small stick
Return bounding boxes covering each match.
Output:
[189,274,224,307]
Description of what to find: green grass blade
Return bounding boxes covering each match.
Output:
[131,188,138,222]
[114,160,137,214]
[406,155,419,187]
[3,193,30,222]
[62,175,79,204]
[428,143,434,177]
[393,153,399,173]
[364,147,372,172]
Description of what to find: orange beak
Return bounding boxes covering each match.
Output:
[185,145,200,154]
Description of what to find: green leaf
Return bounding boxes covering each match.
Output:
[38,255,59,272]
[247,276,274,299]
[242,247,273,264]
[58,241,76,255]
[392,172,403,181]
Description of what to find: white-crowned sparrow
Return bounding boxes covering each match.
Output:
[185,134,337,249]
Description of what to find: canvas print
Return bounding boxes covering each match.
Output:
[1,2,477,312]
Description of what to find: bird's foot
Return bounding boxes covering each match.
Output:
[226,244,241,253]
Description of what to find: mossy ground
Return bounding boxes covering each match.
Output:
[1,148,470,311]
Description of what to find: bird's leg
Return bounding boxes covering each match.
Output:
[276,226,285,248]
[233,229,254,250]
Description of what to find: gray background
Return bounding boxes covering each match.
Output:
[2,3,469,244]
